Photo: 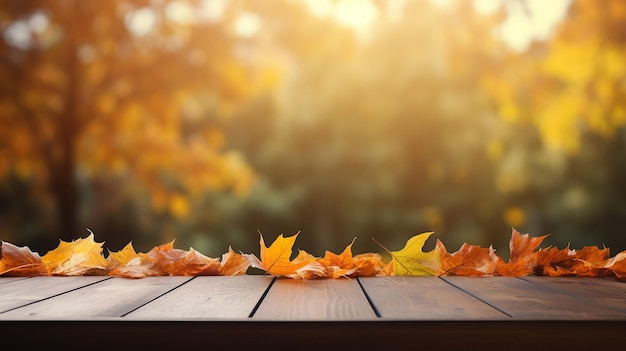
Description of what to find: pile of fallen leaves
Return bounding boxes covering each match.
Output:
[1,229,625,279]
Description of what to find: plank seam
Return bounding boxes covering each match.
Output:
[0,276,113,314]
[356,277,382,318]
[120,276,197,317]
[440,277,514,318]
[248,275,277,318]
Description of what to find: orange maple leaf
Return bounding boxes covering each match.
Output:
[286,249,326,279]
[491,228,549,276]
[509,228,550,264]
[42,231,108,276]
[569,246,612,277]
[108,241,222,277]
[534,245,612,277]
[353,252,388,276]
[107,242,170,278]
[245,231,315,277]
[604,251,626,279]
[317,238,358,278]
[436,240,494,276]
[490,245,533,276]
[219,246,251,276]
[169,247,221,276]
[0,241,46,276]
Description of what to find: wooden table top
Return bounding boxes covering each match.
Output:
[1,275,625,349]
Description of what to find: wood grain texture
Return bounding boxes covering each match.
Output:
[0,276,110,313]
[442,276,626,320]
[253,277,377,320]
[520,276,626,313]
[0,277,30,285]
[0,276,190,319]
[126,275,274,319]
[359,276,508,320]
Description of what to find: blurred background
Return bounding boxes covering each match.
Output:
[1,0,626,260]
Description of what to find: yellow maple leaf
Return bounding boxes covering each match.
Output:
[375,232,440,276]
[106,242,139,268]
[42,231,108,276]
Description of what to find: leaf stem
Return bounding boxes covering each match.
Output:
[372,237,392,254]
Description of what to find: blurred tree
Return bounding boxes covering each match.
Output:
[0,0,262,251]
[3,0,624,257]
[198,0,515,256]
[484,0,626,250]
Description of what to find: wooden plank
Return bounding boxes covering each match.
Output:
[520,276,626,313]
[0,276,110,313]
[0,276,191,319]
[0,277,30,285]
[126,275,274,319]
[253,277,377,320]
[442,276,626,320]
[358,276,508,320]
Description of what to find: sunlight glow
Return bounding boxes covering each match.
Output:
[305,0,378,36]
[125,7,156,37]
[165,1,194,23]
[2,11,49,50]
[499,0,571,52]
[333,0,378,31]
[199,0,228,22]
[234,12,261,38]
[471,0,501,15]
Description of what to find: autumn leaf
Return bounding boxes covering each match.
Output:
[571,246,614,277]
[167,247,221,276]
[0,241,46,276]
[375,232,440,276]
[604,251,626,279]
[106,242,139,268]
[4,228,626,280]
[317,238,358,278]
[244,231,316,277]
[436,240,494,276]
[108,241,222,278]
[42,231,108,276]
[352,252,388,277]
[219,246,251,276]
[287,249,326,279]
[310,238,388,278]
[534,245,612,277]
[490,228,549,276]
[490,245,533,276]
[509,228,549,267]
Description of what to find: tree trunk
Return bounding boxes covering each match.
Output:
[52,32,81,242]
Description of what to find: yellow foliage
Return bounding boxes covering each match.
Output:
[503,207,526,228]
[536,93,582,154]
[169,193,190,219]
[486,140,504,161]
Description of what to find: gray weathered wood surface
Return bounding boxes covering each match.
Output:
[1,276,625,349]
[1,275,626,320]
